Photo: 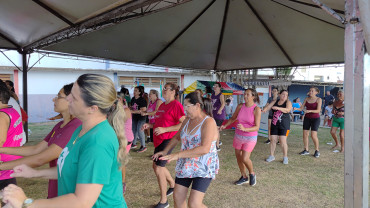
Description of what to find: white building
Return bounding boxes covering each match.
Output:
[0,50,213,122]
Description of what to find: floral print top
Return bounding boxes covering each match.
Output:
[175,116,219,179]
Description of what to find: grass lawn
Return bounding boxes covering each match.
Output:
[20,122,349,207]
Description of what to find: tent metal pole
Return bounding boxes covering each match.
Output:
[344,0,369,207]
[22,52,29,143]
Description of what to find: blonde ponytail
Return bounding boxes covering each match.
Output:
[76,74,129,169]
[108,100,129,168]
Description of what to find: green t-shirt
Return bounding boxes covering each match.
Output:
[57,120,127,208]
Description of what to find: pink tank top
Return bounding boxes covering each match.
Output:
[147,99,159,124]
[0,107,23,180]
[305,99,320,119]
[236,103,258,137]
[124,106,134,142]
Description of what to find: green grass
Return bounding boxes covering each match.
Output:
[18,122,348,207]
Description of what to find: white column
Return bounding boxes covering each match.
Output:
[344,0,369,207]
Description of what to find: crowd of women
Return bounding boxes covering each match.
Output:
[0,75,347,208]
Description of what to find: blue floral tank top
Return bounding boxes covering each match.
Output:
[175,116,219,179]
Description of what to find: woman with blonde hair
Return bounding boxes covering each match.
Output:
[2,74,129,208]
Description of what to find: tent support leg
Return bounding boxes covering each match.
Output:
[22,52,29,143]
[344,0,369,207]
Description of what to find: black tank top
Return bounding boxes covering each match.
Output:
[271,100,290,130]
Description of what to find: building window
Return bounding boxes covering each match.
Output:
[314,75,324,82]
[0,74,11,81]
[119,76,179,88]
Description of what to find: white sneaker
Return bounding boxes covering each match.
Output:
[266,155,275,162]
[283,157,288,165]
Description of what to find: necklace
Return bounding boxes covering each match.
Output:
[72,129,89,145]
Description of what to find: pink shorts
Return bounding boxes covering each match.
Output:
[126,143,132,153]
[233,134,257,152]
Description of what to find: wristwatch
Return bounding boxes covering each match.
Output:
[22,198,34,207]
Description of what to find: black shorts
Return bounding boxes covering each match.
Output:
[0,178,16,190]
[150,128,154,142]
[215,119,224,127]
[268,115,273,120]
[270,126,290,136]
[154,139,173,167]
[175,177,212,193]
[303,117,320,131]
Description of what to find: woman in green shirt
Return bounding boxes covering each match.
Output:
[1,74,129,208]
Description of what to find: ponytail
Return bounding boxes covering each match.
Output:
[107,100,129,168]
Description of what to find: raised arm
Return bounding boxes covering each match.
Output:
[0,144,62,171]
[262,99,277,113]
[272,100,292,114]
[306,98,322,114]
[3,182,103,208]
[218,94,225,114]
[160,118,218,161]
[0,140,48,157]
[154,116,186,135]
[220,103,243,130]
[295,98,307,112]
[152,118,188,160]
[238,107,262,132]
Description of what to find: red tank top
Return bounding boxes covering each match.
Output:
[305,99,320,118]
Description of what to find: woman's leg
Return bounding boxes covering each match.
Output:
[153,163,171,203]
[339,129,345,152]
[241,151,253,175]
[137,119,146,147]
[267,119,272,142]
[165,167,175,188]
[303,130,310,151]
[330,126,340,149]
[174,184,189,208]
[323,116,328,126]
[279,136,288,157]
[132,119,138,146]
[188,189,207,208]
[311,131,319,151]
[270,135,278,156]
[235,149,247,178]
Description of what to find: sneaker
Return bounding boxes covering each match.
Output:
[154,201,169,208]
[137,146,147,153]
[314,150,320,158]
[166,187,174,196]
[249,174,256,186]
[283,157,288,165]
[216,146,221,151]
[131,144,137,149]
[234,176,249,185]
[299,150,310,155]
[219,141,223,146]
[266,155,275,162]
[277,141,280,145]
[265,139,271,144]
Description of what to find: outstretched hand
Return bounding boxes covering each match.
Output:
[159,153,180,162]
[10,164,38,178]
